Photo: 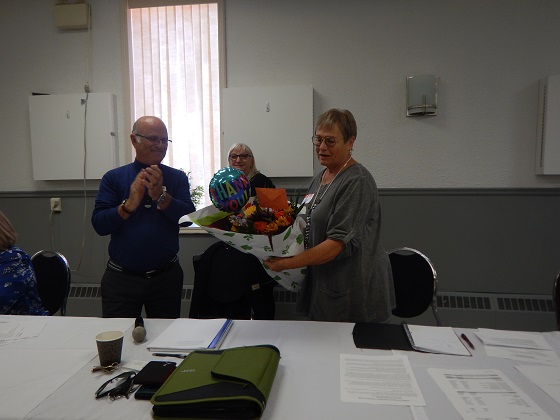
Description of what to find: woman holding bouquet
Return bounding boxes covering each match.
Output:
[263,109,395,323]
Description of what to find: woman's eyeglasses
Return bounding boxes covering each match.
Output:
[311,136,340,147]
[228,154,251,161]
[95,371,138,400]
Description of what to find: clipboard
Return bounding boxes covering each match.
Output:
[352,322,412,351]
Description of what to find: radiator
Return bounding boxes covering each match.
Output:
[66,286,556,331]
[66,284,299,320]
[434,292,556,331]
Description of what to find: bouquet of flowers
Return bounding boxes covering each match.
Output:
[181,188,306,291]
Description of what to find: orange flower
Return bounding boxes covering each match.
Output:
[253,221,268,233]
[264,221,279,234]
[222,197,301,236]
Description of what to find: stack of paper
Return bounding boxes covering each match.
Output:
[147,318,233,352]
[474,328,559,365]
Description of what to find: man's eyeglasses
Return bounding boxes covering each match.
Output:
[95,371,137,400]
[228,153,252,161]
[311,136,341,147]
[135,133,172,145]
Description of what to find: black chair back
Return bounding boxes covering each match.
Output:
[388,247,442,326]
[31,250,71,316]
[554,270,560,331]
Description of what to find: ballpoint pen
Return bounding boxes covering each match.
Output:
[152,353,187,359]
[460,333,475,350]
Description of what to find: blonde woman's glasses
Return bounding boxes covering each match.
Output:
[229,154,251,161]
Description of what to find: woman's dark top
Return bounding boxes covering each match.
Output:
[249,172,275,196]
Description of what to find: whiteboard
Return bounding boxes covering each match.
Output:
[222,85,314,177]
[29,93,118,180]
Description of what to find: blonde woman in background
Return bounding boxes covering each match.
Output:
[228,143,275,196]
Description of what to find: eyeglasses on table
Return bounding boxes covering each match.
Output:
[95,371,138,400]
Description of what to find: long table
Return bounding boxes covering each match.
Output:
[0,315,559,419]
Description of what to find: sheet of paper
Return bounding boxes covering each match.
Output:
[427,368,554,420]
[411,406,430,420]
[474,328,553,350]
[0,317,133,350]
[406,324,471,356]
[485,344,560,365]
[0,348,95,419]
[340,354,425,406]
[516,365,560,406]
[0,317,48,341]
[147,318,230,352]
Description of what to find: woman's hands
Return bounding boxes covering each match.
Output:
[263,257,293,272]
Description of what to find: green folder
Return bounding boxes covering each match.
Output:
[151,345,280,419]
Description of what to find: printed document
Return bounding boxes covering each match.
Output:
[0,317,48,342]
[474,328,553,350]
[484,345,560,365]
[340,354,425,406]
[428,368,554,420]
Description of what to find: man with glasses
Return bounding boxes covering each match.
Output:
[92,116,195,319]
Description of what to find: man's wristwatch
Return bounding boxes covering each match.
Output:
[156,186,167,207]
[120,199,134,215]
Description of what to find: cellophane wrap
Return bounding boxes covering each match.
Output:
[181,202,306,291]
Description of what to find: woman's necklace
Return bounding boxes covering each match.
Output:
[304,157,353,248]
[308,157,353,209]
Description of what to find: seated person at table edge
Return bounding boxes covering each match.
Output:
[91,116,195,319]
[0,210,49,316]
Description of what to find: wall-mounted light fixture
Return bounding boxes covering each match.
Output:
[406,75,438,116]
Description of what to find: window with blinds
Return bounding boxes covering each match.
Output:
[128,1,223,208]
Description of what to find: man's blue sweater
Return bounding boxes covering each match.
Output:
[92,160,195,271]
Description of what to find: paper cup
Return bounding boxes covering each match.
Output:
[96,330,124,367]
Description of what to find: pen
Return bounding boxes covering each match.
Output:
[460,333,475,350]
[152,353,187,359]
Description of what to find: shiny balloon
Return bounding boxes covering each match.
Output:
[209,167,251,212]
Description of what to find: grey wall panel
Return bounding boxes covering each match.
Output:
[1,189,558,298]
[380,190,560,295]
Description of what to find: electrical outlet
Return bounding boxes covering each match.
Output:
[50,198,62,213]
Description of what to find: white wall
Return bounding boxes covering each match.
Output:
[1,0,560,191]
[225,0,560,188]
[0,0,124,191]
